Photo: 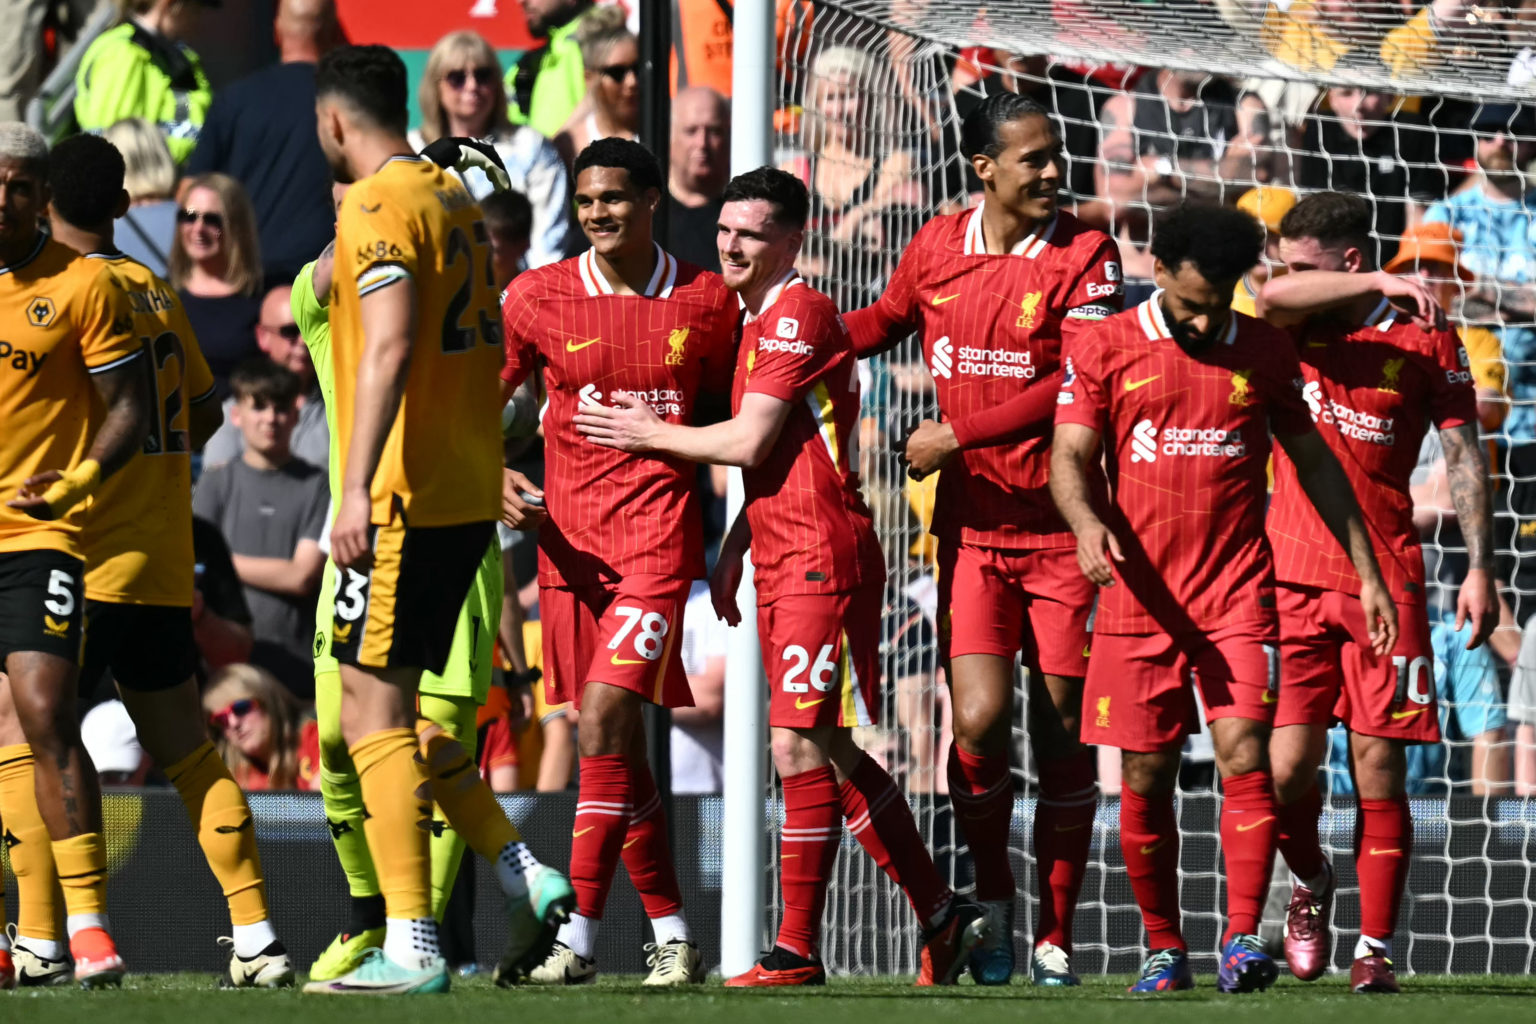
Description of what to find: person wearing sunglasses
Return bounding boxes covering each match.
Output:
[201,283,331,471]
[409,29,572,269]
[203,665,320,792]
[172,172,266,401]
[552,5,640,172]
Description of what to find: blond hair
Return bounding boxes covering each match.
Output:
[417,30,512,145]
[203,664,305,790]
[104,117,176,201]
[804,45,887,154]
[170,172,262,295]
[575,4,634,68]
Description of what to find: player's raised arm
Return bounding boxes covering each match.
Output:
[1258,269,1445,333]
[1276,427,1398,656]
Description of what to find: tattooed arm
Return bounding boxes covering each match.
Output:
[1441,422,1497,648]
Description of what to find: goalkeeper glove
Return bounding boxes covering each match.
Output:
[420,136,512,194]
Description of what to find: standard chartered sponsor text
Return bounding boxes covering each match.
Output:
[956,346,1036,379]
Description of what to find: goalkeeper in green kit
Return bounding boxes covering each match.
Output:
[300,139,571,987]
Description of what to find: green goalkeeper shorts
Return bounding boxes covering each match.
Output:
[312,537,502,703]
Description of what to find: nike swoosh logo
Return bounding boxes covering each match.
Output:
[572,826,595,838]
[1234,815,1276,833]
[1391,708,1427,720]
[794,696,826,710]
[1368,847,1401,856]
[1261,690,1278,704]
[1124,375,1161,392]
[1139,839,1168,855]
[611,654,648,666]
[780,853,798,860]
[566,337,601,352]
[359,202,382,213]
[931,294,960,305]
[622,837,641,850]
[1082,645,1092,658]
[1054,823,1087,833]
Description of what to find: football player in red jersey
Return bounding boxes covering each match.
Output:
[1257,192,1495,995]
[500,138,739,987]
[1051,203,1397,994]
[576,167,990,987]
[842,91,1122,986]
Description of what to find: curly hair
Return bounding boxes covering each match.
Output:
[1150,202,1265,285]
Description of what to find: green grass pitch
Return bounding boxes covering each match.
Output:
[9,973,1536,1024]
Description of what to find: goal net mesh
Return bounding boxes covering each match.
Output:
[761,0,1536,977]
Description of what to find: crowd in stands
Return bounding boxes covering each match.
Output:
[5,0,1536,799]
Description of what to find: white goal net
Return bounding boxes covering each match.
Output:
[762,0,1536,977]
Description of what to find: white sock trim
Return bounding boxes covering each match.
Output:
[650,913,690,945]
[558,912,598,959]
[65,913,108,939]
[230,919,278,958]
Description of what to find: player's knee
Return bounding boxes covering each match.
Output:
[770,727,830,776]
[1350,735,1406,799]
[1121,750,1179,796]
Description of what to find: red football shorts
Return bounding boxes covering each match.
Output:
[936,540,1093,677]
[759,585,882,729]
[1274,582,1439,743]
[539,575,694,710]
[1083,622,1279,752]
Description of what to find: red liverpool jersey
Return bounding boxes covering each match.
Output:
[1268,298,1476,604]
[1055,294,1314,635]
[501,246,739,586]
[734,272,885,604]
[845,205,1122,549]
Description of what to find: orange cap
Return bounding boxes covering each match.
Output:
[1384,222,1475,282]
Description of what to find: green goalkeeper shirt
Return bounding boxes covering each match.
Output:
[291,258,341,503]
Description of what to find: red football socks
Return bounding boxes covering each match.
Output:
[842,753,952,925]
[1219,770,1278,942]
[1119,786,1185,951]
[570,754,631,919]
[1357,797,1412,943]
[1276,781,1327,884]
[621,761,684,919]
[774,766,842,958]
[1033,750,1097,952]
[946,745,1015,902]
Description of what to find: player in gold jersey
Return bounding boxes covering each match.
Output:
[307,47,563,996]
[0,123,149,988]
[41,133,290,987]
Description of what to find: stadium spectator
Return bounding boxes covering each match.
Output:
[192,514,255,674]
[1507,0,1536,87]
[201,284,329,470]
[1421,103,1536,321]
[0,0,50,122]
[410,29,573,269]
[1217,0,1488,79]
[193,359,328,699]
[671,581,725,795]
[1511,624,1536,793]
[74,0,214,166]
[184,0,341,282]
[1095,69,1269,213]
[204,664,320,791]
[506,0,593,138]
[782,45,922,309]
[667,86,729,271]
[1289,87,1449,264]
[552,6,640,170]
[172,172,264,398]
[104,117,179,278]
[482,188,535,286]
[1230,185,1297,316]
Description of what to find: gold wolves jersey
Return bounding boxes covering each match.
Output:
[331,155,502,527]
[83,252,215,605]
[0,237,139,557]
